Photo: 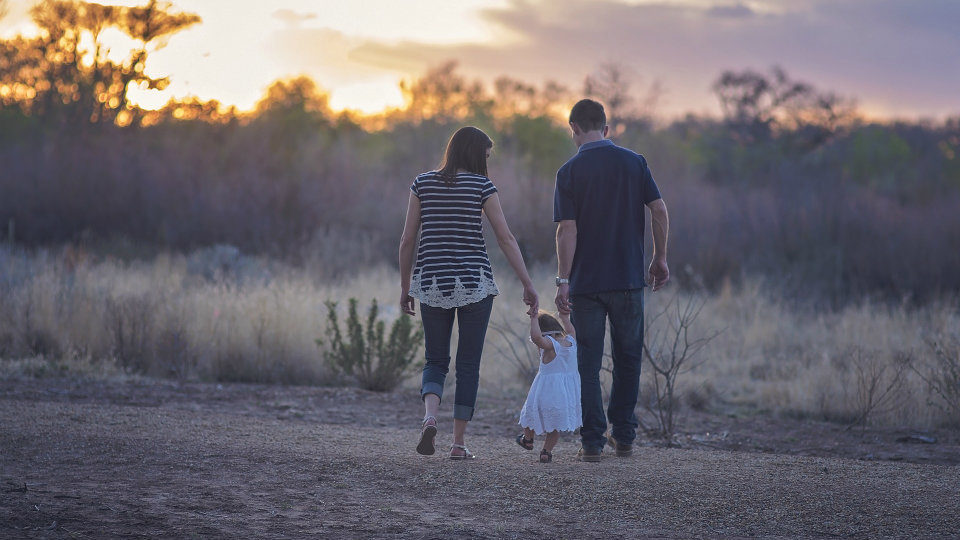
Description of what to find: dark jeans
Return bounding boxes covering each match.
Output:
[572,289,644,451]
[419,295,494,421]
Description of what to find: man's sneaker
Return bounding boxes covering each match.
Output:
[576,447,602,462]
[606,434,633,457]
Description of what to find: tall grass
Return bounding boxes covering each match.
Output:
[0,245,956,428]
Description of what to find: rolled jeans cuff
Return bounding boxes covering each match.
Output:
[453,404,474,421]
[421,381,444,401]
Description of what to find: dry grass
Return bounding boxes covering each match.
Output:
[0,245,956,428]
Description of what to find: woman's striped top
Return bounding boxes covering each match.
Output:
[409,171,501,309]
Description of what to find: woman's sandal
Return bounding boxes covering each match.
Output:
[515,434,534,451]
[416,416,438,456]
[539,449,553,463]
[449,443,476,460]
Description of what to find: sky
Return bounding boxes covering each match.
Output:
[1,0,958,119]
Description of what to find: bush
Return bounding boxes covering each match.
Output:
[319,298,423,392]
[913,332,960,425]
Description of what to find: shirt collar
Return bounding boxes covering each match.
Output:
[578,139,614,153]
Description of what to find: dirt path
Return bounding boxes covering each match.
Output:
[2,378,958,538]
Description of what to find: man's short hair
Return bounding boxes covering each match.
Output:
[569,99,606,132]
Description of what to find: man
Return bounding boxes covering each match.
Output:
[554,98,670,462]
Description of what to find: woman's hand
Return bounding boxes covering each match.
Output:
[400,291,416,316]
[523,284,539,316]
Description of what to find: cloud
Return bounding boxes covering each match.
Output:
[268,26,408,88]
[706,3,756,19]
[342,0,960,118]
[272,9,317,27]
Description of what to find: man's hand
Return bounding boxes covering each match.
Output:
[555,283,571,314]
[400,290,416,316]
[648,256,670,291]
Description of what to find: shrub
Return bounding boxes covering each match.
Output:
[488,315,540,384]
[845,346,909,430]
[640,293,721,442]
[319,298,423,392]
[913,332,960,425]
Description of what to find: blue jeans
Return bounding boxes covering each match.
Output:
[419,295,494,421]
[572,289,644,451]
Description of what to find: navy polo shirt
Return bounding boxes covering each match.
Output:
[553,139,662,295]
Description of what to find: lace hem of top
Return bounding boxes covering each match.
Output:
[410,273,500,309]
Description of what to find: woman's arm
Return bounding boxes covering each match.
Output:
[529,311,554,355]
[559,311,576,338]
[483,193,538,315]
[398,192,421,315]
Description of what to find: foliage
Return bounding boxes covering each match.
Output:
[1,5,959,304]
[488,315,540,384]
[319,298,424,392]
[640,294,721,441]
[912,333,960,424]
[844,347,910,430]
[0,0,200,126]
[712,65,855,146]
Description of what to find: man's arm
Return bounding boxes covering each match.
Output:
[555,219,577,313]
[647,198,670,291]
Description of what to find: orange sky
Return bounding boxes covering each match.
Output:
[2,0,958,119]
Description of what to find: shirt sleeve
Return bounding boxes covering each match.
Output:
[480,178,498,203]
[410,177,420,199]
[640,156,662,204]
[553,166,577,222]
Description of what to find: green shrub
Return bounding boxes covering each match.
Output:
[318,298,423,392]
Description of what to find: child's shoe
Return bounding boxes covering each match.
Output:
[515,433,534,450]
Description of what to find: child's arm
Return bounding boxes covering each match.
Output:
[559,311,576,338]
[529,312,554,352]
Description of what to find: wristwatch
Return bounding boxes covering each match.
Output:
[555,277,569,286]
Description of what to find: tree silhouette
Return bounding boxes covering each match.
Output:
[711,66,856,146]
[397,61,491,123]
[0,0,200,126]
[584,63,660,135]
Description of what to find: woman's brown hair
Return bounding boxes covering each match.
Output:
[437,126,493,182]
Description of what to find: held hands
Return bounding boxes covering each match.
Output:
[554,283,571,315]
[400,290,416,316]
[523,284,539,317]
[648,256,670,291]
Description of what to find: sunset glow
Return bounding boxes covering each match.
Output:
[2,0,958,118]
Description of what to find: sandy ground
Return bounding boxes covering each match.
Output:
[1,377,959,539]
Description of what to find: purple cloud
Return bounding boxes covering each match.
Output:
[345,0,960,118]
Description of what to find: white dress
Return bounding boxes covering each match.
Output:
[518,335,582,434]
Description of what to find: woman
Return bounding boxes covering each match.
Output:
[399,126,538,460]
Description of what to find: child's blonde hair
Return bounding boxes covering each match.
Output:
[537,310,565,335]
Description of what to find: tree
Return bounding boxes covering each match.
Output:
[584,63,660,134]
[397,61,492,123]
[712,66,856,146]
[0,0,200,125]
[254,76,331,118]
[142,96,236,125]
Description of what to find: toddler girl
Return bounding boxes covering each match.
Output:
[516,310,582,463]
